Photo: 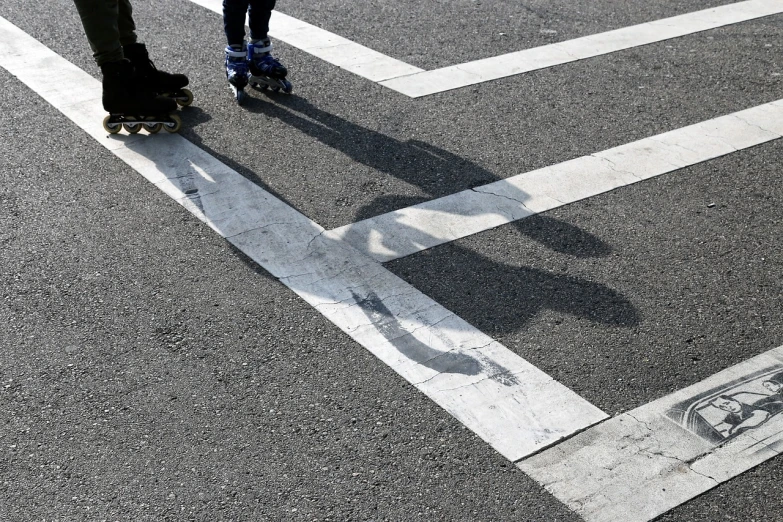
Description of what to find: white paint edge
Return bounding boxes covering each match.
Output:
[520,345,783,522]
[186,0,424,82]
[380,0,783,97]
[0,15,607,462]
[329,101,783,262]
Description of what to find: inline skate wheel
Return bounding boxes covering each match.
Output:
[102,115,122,135]
[282,81,293,94]
[163,114,182,133]
[144,122,163,134]
[176,88,194,107]
[123,117,141,134]
[235,89,247,105]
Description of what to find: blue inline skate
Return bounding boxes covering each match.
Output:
[247,39,292,94]
[225,44,250,105]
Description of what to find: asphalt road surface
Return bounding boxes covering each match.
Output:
[1,0,781,520]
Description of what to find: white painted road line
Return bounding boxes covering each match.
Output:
[0,16,608,462]
[329,101,783,262]
[519,345,783,522]
[380,0,783,97]
[187,0,783,97]
[187,0,425,82]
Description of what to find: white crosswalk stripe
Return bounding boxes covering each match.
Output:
[380,0,783,96]
[328,101,783,262]
[0,15,608,464]
[1,2,781,520]
[520,345,783,522]
[186,0,783,96]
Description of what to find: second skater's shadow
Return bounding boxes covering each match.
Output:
[181,93,638,347]
[241,94,500,202]
[389,235,640,336]
[364,196,636,335]
[237,94,638,335]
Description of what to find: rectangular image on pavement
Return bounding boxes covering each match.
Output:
[521,346,783,522]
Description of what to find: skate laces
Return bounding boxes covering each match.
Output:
[257,54,283,72]
[124,44,157,73]
[140,56,158,72]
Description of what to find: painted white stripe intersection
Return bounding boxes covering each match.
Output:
[381,0,783,97]
[0,16,606,463]
[520,345,783,522]
[184,0,783,96]
[2,10,782,522]
[329,101,783,262]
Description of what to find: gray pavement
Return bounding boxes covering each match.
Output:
[282,0,733,69]
[1,0,782,520]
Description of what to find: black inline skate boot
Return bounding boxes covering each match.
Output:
[247,38,292,94]
[123,42,193,107]
[100,58,182,135]
[225,44,250,105]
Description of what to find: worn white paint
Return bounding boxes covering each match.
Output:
[0,16,608,462]
[519,345,783,522]
[381,0,783,96]
[186,0,424,82]
[329,101,783,262]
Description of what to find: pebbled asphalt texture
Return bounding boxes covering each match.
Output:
[1,0,782,520]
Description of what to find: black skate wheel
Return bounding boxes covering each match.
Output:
[144,122,163,134]
[163,114,182,133]
[102,115,121,135]
[272,86,280,93]
[177,89,194,107]
[236,90,247,106]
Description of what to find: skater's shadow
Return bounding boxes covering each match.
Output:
[387,217,639,335]
[177,104,213,127]
[178,104,302,212]
[240,94,635,323]
[242,95,498,202]
[243,93,611,256]
[170,94,639,380]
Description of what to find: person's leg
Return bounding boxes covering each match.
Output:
[73,0,177,115]
[72,0,127,65]
[108,0,189,102]
[123,41,191,102]
[246,0,287,84]
[117,0,139,47]
[247,0,276,42]
[223,0,251,100]
[223,0,251,46]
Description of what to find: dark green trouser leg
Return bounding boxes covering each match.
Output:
[72,0,138,66]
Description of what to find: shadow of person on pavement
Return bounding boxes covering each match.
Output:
[354,195,636,334]
[241,94,498,202]
[174,93,638,381]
